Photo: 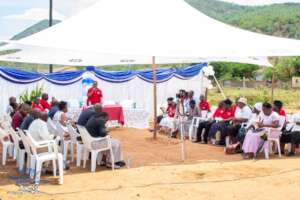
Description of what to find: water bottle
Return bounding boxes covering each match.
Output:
[216,131,221,142]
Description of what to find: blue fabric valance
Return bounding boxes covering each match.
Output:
[0,63,207,85]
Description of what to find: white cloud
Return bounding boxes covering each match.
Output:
[3,8,65,21]
[218,0,300,5]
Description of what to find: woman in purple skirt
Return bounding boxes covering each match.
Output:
[242,102,280,159]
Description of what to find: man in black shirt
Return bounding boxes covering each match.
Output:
[77,103,102,126]
[85,112,124,168]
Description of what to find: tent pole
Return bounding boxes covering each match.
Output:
[271,68,275,102]
[152,56,158,139]
[213,75,226,99]
[49,0,53,73]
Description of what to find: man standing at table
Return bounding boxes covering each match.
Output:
[87,81,103,106]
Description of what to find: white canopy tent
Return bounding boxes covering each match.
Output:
[1,0,300,61]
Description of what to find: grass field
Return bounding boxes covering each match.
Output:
[207,87,300,113]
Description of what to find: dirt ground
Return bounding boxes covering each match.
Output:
[1,128,300,200]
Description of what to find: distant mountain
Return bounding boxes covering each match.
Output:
[10,19,61,40]
[186,0,300,39]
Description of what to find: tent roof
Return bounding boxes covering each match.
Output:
[1,0,300,65]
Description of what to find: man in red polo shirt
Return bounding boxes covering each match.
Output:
[87,81,103,106]
[39,93,51,111]
[199,94,211,112]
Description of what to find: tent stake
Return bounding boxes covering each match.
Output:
[152,56,158,139]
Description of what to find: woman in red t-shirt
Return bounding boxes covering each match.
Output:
[196,101,224,143]
[158,97,177,135]
[207,99,234,145]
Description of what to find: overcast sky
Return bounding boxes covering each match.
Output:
[1,0,300,40]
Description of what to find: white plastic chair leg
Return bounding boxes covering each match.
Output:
[76,144,82,167]
[225,136,230,147]
[70,142,75,162]
[83,149,89,168]
[91,151,97,172]
[2,142,9,165]
[58,155,64,185]
[110,148,115,171]
[18,150,25,172]
[264,142,269,159]
[52,159,57,177]
[276,139,281,157]
[8,143,14,157]
[13,146,18,160]
[35,160,42,184]
[63,141,69,162]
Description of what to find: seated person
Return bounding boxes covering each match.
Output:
[198,94,211,117]
[273,100,286,117]
[53,101,71,138]
[20,109,40,130]
[12,103,31,130]
[28,112,54,142]
[175,100,200,138]
[207,99,234,145]
[39,93,51,111]
[85,112,125,168]
[32,98,45,112]
[225,97,252,144]
[6,96,18,118]
[53,101,69,127]
[280,112,300,156]
[158,97,177,134]
[242,102,280,159]
[77,103,102,126]
[196,101,224,143]
[48,99,59,120]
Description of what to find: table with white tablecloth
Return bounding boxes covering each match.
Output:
[123,108,150,129]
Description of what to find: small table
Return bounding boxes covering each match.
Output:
[103,105,125,125]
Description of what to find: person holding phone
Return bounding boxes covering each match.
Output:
[87,81,103,106]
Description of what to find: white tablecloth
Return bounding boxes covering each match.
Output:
[123,108,150,129]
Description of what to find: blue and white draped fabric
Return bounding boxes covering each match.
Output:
[0,63,207,85]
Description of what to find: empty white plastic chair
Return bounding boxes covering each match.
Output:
[0,127,14,166]
[67,123,84,166]
[9,128,26,172]
[264,115,286,159]
[24,130,64,185]
[188,117,206,141]
[54,121,72,163]
[77,125,115,172]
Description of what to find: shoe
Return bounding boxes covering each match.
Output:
[106,163,121,169]
[115,161,126,167]
[287,152,295,157]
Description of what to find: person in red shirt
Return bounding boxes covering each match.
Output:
[39,93,51,110]
[208,99,234,145]
[273,100,286,116]
[196,101,224,143]
[87,81,103,106]
[199,94,211,112]
[32,99,45,112]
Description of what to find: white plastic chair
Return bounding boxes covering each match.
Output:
[0,127,14,165]
[264,115,286,159]
[77,125,115,172]
[24,130,64,185]
[188,117,206,141]
[18,129,35,175]
[53,121,72,163]
[9,128,26,172]
[67,123,84,166]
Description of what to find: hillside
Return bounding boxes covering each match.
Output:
[1,0,300,73]
[10,19,61,40]
[186,0,300,39]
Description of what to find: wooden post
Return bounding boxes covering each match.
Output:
[271,68,275,102]
[49,0,53,73]
[152,56,158,139]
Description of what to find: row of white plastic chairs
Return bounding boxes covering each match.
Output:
[0,115,116,185]
[188,115,287,159]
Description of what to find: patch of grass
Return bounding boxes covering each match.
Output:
[207,87,300,112]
